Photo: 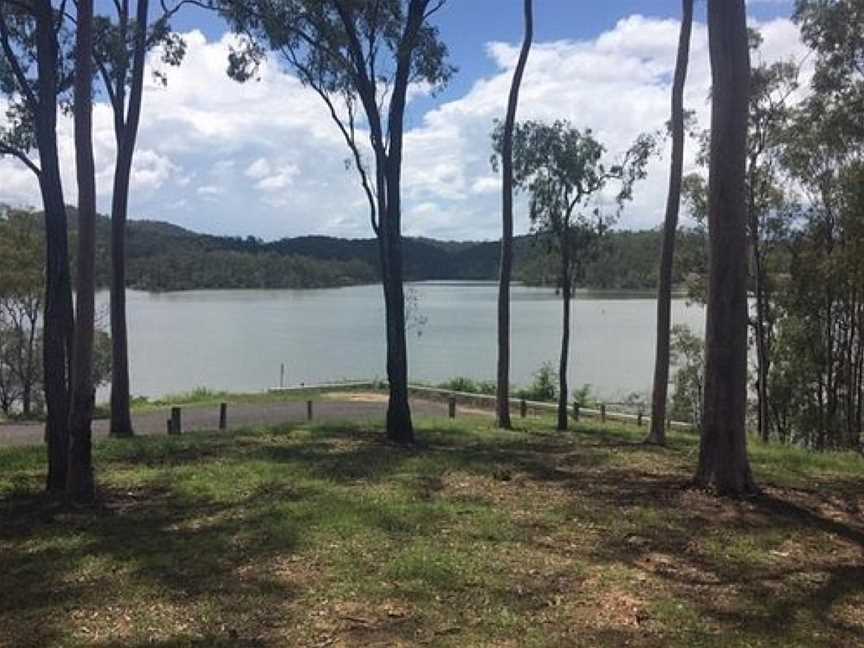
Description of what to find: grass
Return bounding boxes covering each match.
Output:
[1,416,862,647]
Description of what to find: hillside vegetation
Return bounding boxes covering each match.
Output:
[58,209,709,292]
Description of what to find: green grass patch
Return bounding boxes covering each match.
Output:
[1,417,862,647]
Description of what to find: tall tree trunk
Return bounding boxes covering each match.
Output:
[22,313,36,417]
[381,137,413,442]
[746,154,771,444]
[109,167,134,437]
[695,0,757,496]
[377,182,413,443]
[496,0,533,430]
[648,0,693,445]
[34,0,74,493]
[110,0,148,438]
[383,229,413,443]
[854,299,863,447]
[750,213,771,443]
[557,239,571,432]
[67,0,97,502]
[374,0,436,445]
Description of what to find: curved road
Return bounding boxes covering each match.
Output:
[0,394,463,448]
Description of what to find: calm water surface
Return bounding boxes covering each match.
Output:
[96,282,704,402]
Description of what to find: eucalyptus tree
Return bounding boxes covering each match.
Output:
[767,0,864,450]
[0,0,75,491]
[499,120,654,431]
[67,0,96,501]
[674,47,798,445]
[648,0,693,446]
[216,0,454,443]
[745,55,798,443]
[0,210,43,418]
[93,0,187,438]
[696,0,757,495]
[495,0,532,430]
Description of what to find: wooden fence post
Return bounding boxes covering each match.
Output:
[520,399,527,418]
[448,395,456,419]
[601,403,606,423]
[219,403,227,431]
[306,400,313,421]
[170,407,182,435]
[637,410,643,427]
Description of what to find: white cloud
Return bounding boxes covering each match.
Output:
[0,16,808,241]
[255,163,300,191]
[130,150,180,191]
[471,176,500,195]
[398,15,807,239]
[244,158,271,179]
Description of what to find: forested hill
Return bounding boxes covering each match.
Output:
[64,212,706,292]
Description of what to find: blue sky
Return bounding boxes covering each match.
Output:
[3,1,801,241]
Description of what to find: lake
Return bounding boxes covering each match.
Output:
[95,282,705,403]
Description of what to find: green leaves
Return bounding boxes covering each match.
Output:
[216,0,454,117]
[0,210,44,303]
[0,2,75,168]
[93,4,187,99]
[492,119,654,242]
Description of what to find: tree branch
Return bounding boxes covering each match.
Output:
[332,0,385,149]
[123,0,149,146]
[0,141,41,177]
[283,44,379,235]
[94,53,121,122]
[423,0,447,21]
[0,7,39,112]
[159,0,213,23]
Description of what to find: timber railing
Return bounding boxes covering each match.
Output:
[269,380,693,430]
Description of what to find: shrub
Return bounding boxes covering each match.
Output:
[516,362,558,402]
[438,377,496,395]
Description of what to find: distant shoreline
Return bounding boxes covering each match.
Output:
[105,282,693,297]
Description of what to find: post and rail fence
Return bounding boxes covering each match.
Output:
[158,380,692,437]
[267,380,694,430]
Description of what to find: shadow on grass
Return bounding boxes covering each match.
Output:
[1,418,862,646]
[578,470,864,645]
[256,420,864,642]
[251,421,622,487]
[0,480,303,647]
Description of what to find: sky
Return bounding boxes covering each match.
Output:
[0,0,806,242]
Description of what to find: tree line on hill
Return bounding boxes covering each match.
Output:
[66,210,711,291]
[6,206,715,292]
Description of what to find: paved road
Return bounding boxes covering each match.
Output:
[0,395,458,448]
